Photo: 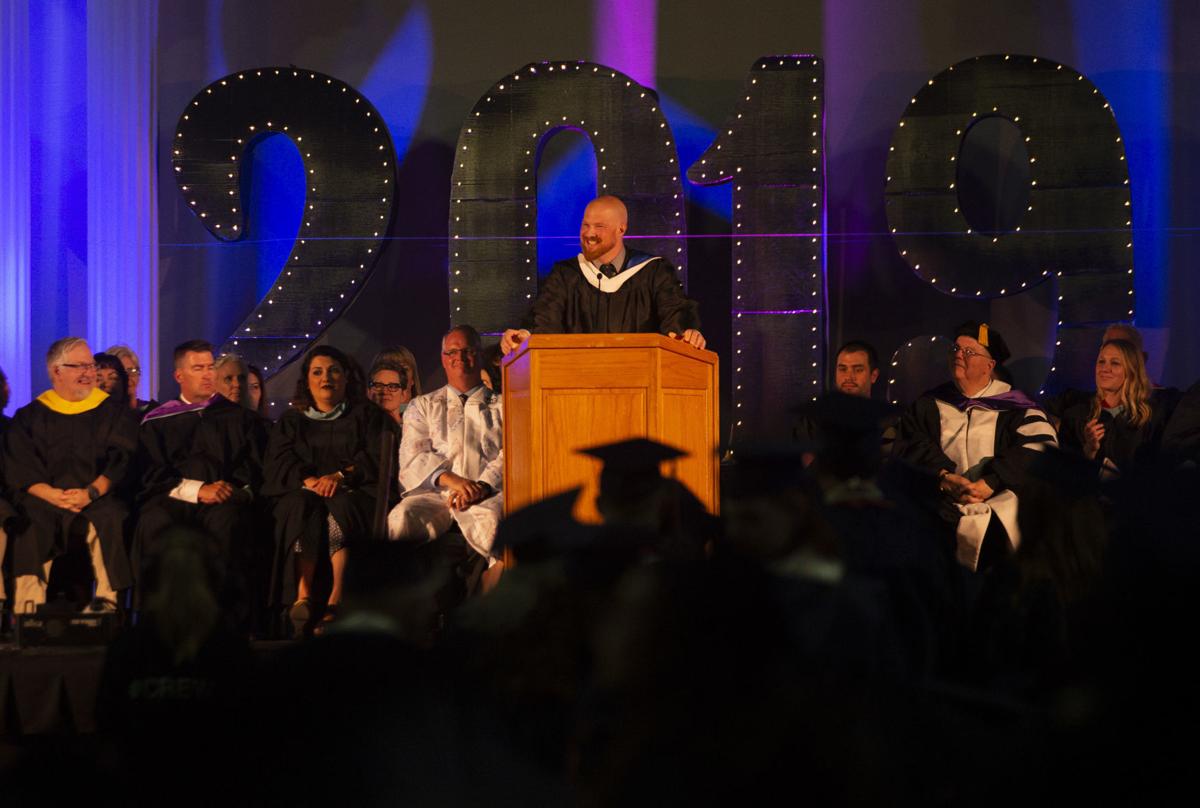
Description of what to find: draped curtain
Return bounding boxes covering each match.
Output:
[0,0,157,410]
[0,1,32,407]
[87,0,160,394]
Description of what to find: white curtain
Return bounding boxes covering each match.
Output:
[0,0,32,407]
[86,0,159,393]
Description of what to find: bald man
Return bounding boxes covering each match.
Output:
[500,195,705,354]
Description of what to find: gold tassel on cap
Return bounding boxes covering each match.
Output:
[978,323,990,347]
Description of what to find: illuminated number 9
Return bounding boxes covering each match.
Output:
[885,54,1132,393]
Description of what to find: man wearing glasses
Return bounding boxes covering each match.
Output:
[895,322,1057,573]
[3,338,138,612]
[388,325,503,578]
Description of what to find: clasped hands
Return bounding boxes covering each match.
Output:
[437,471,492,511]
[500,327,706,355]
[52,488,92,512]
[199,481,238,504]
[32,477,109,512]
[303,473,344,498]
[939,471,993,505]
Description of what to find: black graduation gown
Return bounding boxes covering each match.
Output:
[0,414,15,527]
[1059,388,1181,474]
[521,251,701,336]
[134,396,269,585]
[823,492,958,679]
[1038,387,1093,426]
[894,383,1049,494]
[3,396,138,588]
[1162,380,1200,466]
[261,401,394,604]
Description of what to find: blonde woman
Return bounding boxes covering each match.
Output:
[1061,339,1178,475]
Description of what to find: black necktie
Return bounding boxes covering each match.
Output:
[599,263,618,279]
[459,393,468,406]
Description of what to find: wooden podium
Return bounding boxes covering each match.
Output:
[502,333,719,522]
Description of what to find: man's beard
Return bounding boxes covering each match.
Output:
[582,239,606,259]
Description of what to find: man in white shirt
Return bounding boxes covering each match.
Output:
[387,326,503,564]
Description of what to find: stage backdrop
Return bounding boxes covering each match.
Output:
[12,0,1186,438]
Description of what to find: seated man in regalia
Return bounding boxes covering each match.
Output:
[894,323,1057,571]
[135,340,268,619]
[5,338,138,612]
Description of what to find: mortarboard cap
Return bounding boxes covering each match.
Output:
[953,321,1011,365]
[492,487,587,558]
[792,393,900,479]
[795,392,899,434]
[578,437,688,505]
[722,444,811,497]
[578,437,687,472]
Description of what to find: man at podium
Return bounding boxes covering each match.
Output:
[499,195,706,355]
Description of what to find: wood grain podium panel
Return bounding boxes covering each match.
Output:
[501,356,533,511]
[660,349,712,390]
[536,349,655,388]
[661,389,714,508]
[502,333,719,521]
[543,388,648,522]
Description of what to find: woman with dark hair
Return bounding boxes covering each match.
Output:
[480,342,504,394]
[262,346,395,635]
[1060,338,1179,477]
[245,364,268,417]
[93,353,131,409]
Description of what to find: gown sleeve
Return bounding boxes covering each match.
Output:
[1162,381,1200,465]
[0,421,15,522]
[648,259,701,335]
[137,417,183,499]
[3,407,49,491]
[525,263,571,333]
[894,397,955,476]
[1057,402,1090,457]
[98,403,140,488]
[240,412,270,494]
[979,407,1057,492]
[262,412,315,496]
[398,395,452,493]
[344,404,391,494]
[479,398,504,491]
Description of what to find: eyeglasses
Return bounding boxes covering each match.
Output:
[59,363,97,372]
[442,348,478,359]
[126,366,142,377]
[369,382,405,392]
[949,344,991,361]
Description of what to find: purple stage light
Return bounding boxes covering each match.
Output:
[594,0,658,88]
